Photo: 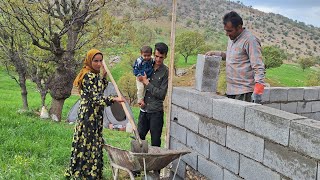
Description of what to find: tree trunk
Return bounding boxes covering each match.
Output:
[40,90,46,107]
[184,56,188,63]
[13,52,29,111]
[49,53,76,121]
[50,98,65,121]
[18,73,28,111]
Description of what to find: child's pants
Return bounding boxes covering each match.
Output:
[136,78,146,100]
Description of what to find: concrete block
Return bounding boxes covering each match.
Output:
[269,87,288,102]
[182,152,198,170]
[169,137,185,150]
[263,141,317,180]
[287,88,304,101]
[304,87,319,101]
[223,169,243,180]
[170,121,187,144]
[187,130,209,158]
[261,88,270,103]
[245,106,305,146]
[210,142,239,174]
[290,119,320,159]
[171,158,186,179]
[198,156,223,180]
[171,104,179,121]
[311,101,320,112]
[199,116,226,145]
[226,127,264,162]
[281,177,291,180]
[170,137,198,170]
[212,98,258,128]
[297,101,312,113]
[176,107,199,133]
[195,54,221,92]
[185,88,228,117]
[172,87,189,109]
[299,113,313,119]
[280,102,298,113]
[298,113,320,121]
[264,103,281,110]
[311,112,320,121]
[188,90,213,118]
[318,162,320,180]
[239,155,281,180]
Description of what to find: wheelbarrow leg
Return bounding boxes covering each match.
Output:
[172,155,182,180]
[113,167,119,180]
[143,157,147,180]
[110,162,135,180]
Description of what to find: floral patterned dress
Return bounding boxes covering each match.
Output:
[65,72,113,179]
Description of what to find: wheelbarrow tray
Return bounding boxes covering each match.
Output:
[104,144,190,172]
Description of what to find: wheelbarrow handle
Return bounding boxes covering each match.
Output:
[102,60,143,145]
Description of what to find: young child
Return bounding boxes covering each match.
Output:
[133,46,154,105]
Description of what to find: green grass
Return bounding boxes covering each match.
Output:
[265,64,317,87]
[0,68,155,179]
[175,55,198,68]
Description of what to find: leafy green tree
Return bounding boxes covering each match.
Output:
[133,25,156,48]
[118,72,137,105]
[154,27,162,35]
[298,56,315,71]
[314,56,320,65]
[176,31,205,63]
[262,46,286,69]
[306,71,320,86]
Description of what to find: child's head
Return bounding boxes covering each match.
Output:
[140,46,152,61]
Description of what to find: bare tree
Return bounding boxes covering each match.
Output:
[0,0,165,121]
[27,55,55,108]
[0,14,29,111]
[0,0,107,121]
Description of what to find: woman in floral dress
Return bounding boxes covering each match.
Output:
[65,49,124,179]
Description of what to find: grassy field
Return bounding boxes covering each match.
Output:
[265,64,317,87]
[0,68,150,179]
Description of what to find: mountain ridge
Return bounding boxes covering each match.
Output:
[144,0,320,59]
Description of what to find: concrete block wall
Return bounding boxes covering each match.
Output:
[169,86,320,180]
[262,87,320,120]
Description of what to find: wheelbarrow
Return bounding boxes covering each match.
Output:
[104,144,190,180]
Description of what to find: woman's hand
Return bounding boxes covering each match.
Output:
[113,96,125,103]
[101,60,107,77]
[102,68,107,77]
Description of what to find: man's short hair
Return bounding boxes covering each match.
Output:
[223,11,243,27]
[140,46,152,54]
[155,42,168,55]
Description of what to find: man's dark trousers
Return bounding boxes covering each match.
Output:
[137,111,164,147]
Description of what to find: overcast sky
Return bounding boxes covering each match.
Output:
[233,0,320,27]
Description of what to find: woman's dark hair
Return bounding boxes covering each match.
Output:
[223,11,243,27]
[155,42,168,55]
[93,52,103,59]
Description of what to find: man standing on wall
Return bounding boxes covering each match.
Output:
[138,42,169,147]
[206,11,265,103]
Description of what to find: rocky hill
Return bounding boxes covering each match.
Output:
[144,0,320,59]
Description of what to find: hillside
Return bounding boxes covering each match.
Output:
[144,0,320,59]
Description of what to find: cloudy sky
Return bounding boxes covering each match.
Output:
[233,0,320,27]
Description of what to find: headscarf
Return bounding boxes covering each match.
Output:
[73,49,103,89]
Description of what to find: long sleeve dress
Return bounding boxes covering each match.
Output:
[65,72,113,179]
